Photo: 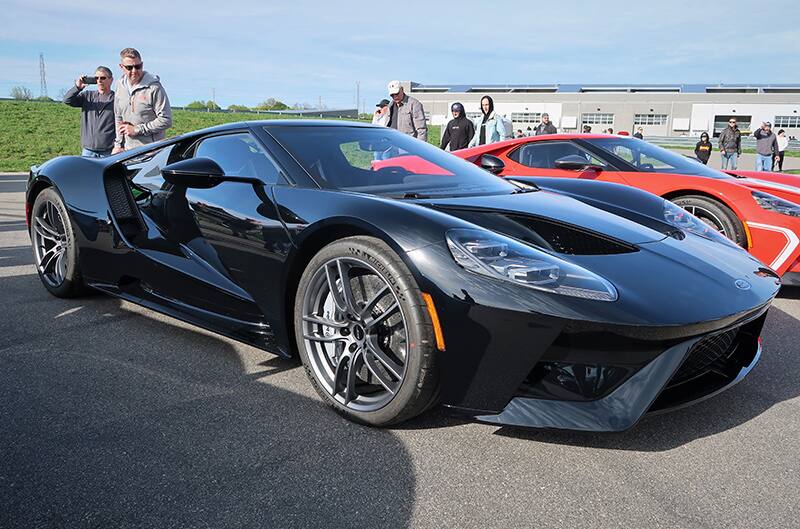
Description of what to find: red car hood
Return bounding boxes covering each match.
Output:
[725,170,800,201]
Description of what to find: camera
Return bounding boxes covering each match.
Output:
[82,76,97,85]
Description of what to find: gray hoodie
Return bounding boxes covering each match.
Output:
[753,128,779,157]
[114,71,173,150]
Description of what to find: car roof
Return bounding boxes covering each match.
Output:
[184,119,377,136]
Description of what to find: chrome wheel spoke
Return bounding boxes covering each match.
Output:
[359,285,390,320]
[303,331,345,343]
[363,350,397,395]
[344,350,362,405]
[366,341,403,380]
[302,314,349,329]
[364,302,399,330]
[325,262,348,313]
[34,219,60,242]
[39,245,61,273]
[337,259,360,315]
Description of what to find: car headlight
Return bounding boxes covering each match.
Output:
[662,200,742,248]
[446,228,618,301]
[752,191,800,217]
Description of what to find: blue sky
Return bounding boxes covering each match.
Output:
[1,0,797,110]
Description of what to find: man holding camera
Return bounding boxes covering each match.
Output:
[62,66,115,157]
[112,47,172,153]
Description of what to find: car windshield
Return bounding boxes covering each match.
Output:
[586,137,734,180]
[267,125,518,197]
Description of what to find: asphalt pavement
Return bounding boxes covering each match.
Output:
[1,173,799,529]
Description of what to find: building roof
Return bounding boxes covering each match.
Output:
[409,82,800,94]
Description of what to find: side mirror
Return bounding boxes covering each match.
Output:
[554,155,605,172]
[161,157,261,188]
[480,154,506,175]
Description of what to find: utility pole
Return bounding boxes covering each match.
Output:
[356,81,360,115]
[211,88,216,112]
[39,52,48,99]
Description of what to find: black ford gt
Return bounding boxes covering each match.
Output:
[26,120,780,431]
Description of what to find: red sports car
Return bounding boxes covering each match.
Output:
[454,134,800,284]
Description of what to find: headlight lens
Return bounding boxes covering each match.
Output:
[446,228,618,301]
[752,191,800,217]
[662,200,742,248]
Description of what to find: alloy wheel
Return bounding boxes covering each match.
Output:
[301,257,408,412]
[680,205,728,237]
[32,199,68,288]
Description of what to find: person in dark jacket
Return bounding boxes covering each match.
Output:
[440,102,475,151]
[717,118,741,169]
[694,132,713,165]
[62,66,115,157]
[753,122,779,171]
[533,113,557,135]
[633,127,644,140]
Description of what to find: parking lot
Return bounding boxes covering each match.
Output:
[1,172,799,528]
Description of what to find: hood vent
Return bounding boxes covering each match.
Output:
[434,207,638,255]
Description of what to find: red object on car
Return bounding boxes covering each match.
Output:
[453,134,800,283]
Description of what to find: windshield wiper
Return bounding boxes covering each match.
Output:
[386,192,432,199]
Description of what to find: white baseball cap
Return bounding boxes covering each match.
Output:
[387,80,402,95]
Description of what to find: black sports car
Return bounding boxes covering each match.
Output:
[26,120,780,431]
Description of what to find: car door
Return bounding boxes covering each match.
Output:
[500,140,627,184]
[129,130,294,335]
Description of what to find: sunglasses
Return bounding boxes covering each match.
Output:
[728,120,736,123]
[122,63,143,71]
[97,76,109,80]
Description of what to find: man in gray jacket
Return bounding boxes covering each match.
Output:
[753,122,779,172]
[386,80,427,142]
[112,47,172,153]
[63,66,115,157]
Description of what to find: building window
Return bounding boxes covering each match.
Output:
[581,113,614,125]
[774,115,800,127]
[511,112,542,122]
[466,112,482,120]
[634,113,668,125]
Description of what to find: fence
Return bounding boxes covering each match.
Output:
[644,135,800,152]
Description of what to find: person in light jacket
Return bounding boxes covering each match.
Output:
[775,129,788,171]
[112,47,172,153]
[386,80,427,141]
[468,95,509,147]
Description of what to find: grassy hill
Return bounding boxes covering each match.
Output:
[0,100,441,172]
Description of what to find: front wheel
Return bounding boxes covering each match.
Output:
[671,195,747,247]
[294,236,439,426]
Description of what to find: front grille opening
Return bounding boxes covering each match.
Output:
[668,328,740,387]
[650,313,765,413]
[517,361,634,401]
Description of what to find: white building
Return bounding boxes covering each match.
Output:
[401,82,800,138]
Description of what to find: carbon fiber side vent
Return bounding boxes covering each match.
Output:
[104,172,144,238]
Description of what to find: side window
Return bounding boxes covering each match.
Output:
[194,133,281,184]
[509,142,604,169]
[128,144,175,192]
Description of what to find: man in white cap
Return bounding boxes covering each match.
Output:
[386,80,427,142]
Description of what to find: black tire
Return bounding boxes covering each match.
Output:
[671,195,747,247]
[294,236,439,426]
[30,187,87,298]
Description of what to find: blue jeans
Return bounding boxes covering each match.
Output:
[755,154,773,171]
[721,152,738,170]
[81,148,112,158]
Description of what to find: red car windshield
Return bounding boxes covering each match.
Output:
[585,137,734,180]
[268,125,517,198]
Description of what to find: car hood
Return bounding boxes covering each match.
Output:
[418,190,668,245]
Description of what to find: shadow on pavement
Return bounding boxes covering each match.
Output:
[493,306,800,451]
[0,270,417,529]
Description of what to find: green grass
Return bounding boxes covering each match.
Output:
[0,99,441,172]
[784,169,800,174]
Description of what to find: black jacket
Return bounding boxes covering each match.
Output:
[440,116,475,150]
[694,140,713,164]
[534,121,557,135]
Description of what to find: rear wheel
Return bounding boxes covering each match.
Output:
[30,188,86,297]
[671,195,747,247]
[294,236,439,426]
